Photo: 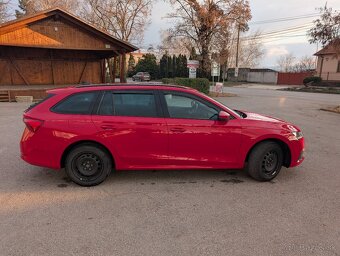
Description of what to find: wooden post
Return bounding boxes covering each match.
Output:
[50,50,55,85]
[101,59,106,83]
[113,56,117,83]
[120,53,126,83]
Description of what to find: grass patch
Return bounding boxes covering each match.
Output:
[281,87,340,94]
[320,106,340,114]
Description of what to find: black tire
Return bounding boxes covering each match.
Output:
[246,141,283,181]
[65,144,113,186]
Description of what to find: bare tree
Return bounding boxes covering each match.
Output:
[0,0,9,23]
[82,0,152,44]
[308,5,340,51]
[16,0,80,17]
[224,30,264,68]
[158,30,192,56]
[166,0,251,75]
[293,56,316,72]
[277,54,295,72]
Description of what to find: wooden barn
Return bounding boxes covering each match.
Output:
[0,8,138,87]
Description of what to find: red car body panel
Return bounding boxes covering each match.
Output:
[20,85,305,171]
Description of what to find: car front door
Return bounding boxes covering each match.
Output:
[92,90,168,169]
[161,91,242,169]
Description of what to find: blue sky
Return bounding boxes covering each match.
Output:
[6,0,340,68]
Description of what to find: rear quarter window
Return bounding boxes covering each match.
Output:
[25,94,55,113]
[51,91,98,115]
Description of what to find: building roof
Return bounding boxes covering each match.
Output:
[314,39,340,56]
[0,7,138,53]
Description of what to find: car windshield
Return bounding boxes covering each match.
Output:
[196,92,244,118]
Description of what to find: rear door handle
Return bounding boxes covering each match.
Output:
[100,125,116,131]
[170,127,185,133]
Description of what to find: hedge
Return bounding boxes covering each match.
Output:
[303,76,322,85]
[162,77,210,94]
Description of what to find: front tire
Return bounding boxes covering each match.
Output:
[65,144,112,186]
[246,141,283,181]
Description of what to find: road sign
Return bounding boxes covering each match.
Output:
[211,61,220,77]
[189,68,197,78]
[187,60,199,69]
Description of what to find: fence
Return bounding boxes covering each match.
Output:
[277,72,313,85]
[247,71,278,84]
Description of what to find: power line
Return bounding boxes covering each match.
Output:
[249,13,319,25]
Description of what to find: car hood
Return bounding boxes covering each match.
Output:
[242,111,286,123]
[239,111,301,132]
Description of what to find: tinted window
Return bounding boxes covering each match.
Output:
[164,93,218,120]
[99,92,158,117]
[98,92,114,115]
[52,92,97,114]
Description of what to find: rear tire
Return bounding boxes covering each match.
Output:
[246,141,283,181]
[65,144,112,186]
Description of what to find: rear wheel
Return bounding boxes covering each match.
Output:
[65,144,112,186]
[246,141,283,181]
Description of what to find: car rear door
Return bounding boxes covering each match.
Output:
[92,90,169,169]
[160,91,243,169]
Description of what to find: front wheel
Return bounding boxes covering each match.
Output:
[246,141,283,181]
[65,144,113,186]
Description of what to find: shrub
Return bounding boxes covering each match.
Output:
[303,76,322,85]
[162,77,210,94]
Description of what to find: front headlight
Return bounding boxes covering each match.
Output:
[291,131,303,140]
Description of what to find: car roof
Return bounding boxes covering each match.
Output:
[47,83,194,94]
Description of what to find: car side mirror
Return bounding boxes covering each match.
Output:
[218,111,230,122]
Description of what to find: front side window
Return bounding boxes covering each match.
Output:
[164,93,218,120]
[98,92,158,117]
[52,92,97,114]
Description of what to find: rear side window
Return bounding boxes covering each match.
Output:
[52,92,98,114]
[98,92,158,117]
[25,94,55,113]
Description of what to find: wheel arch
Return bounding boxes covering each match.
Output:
[60,140,115,169]
[245,138,291,168]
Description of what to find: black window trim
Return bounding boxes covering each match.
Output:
[159,90,227,120]
[50,91,101,115]
[95,89,163,118]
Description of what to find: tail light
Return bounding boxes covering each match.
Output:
[23,117,44,132]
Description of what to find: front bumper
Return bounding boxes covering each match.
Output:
[289,137,305,167]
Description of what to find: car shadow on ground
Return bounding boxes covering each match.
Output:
[40,167,293,189]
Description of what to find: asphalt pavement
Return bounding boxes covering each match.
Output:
[0,88,339,256]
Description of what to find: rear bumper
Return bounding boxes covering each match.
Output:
[20,128,61,169]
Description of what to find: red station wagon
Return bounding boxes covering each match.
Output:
[20,84,305,186]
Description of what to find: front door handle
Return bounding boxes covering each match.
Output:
[100,125,116,131]
[170,127,185,133]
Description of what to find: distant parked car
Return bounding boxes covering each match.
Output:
[20,84,305,186]
[132,72,151,81]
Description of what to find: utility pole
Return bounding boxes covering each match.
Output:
[235,24,240,68]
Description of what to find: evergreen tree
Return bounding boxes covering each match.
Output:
[127,54,136,77]
[167,55,173,78]
[159,54,168,78]
[134,53,159,79]
[172,54,177,78]
[177,54,188,77]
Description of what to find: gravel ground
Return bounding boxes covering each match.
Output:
[0,88,339,256]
